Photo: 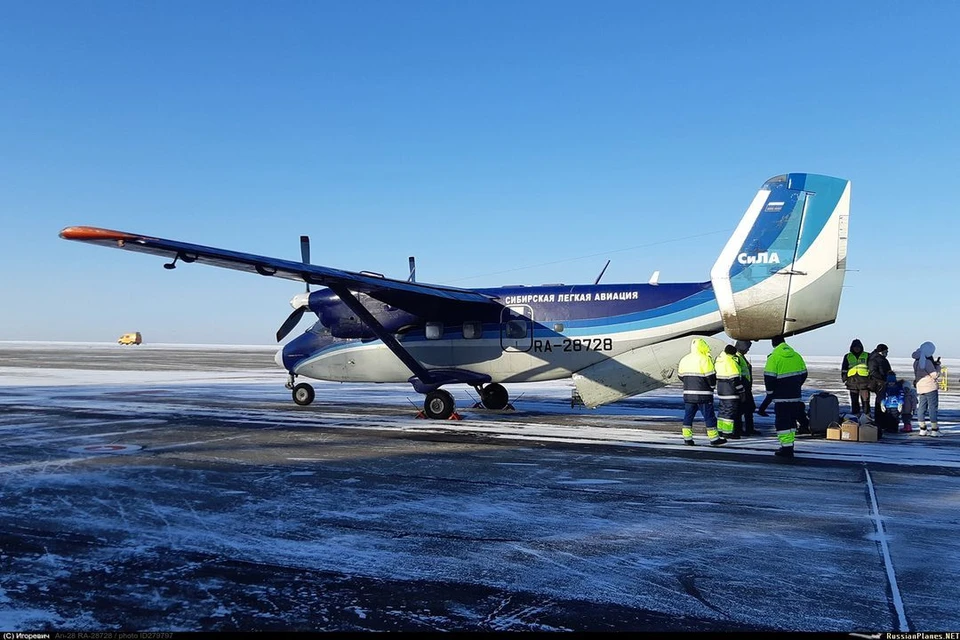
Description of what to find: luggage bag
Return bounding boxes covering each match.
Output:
[808,391,840,436]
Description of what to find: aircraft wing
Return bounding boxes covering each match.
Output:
[59,226,500,313]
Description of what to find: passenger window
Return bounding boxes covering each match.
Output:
[505,319,527,339]
[425,322,444,340]
[462,321,482,339]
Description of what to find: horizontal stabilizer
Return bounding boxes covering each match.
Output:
[572,335,727,408]
[710,173,850,340]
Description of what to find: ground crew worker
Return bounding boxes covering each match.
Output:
[841,339,871,417]
[760,335,807,458]
[734,339,758,436]
[715,344,744,439]
[678,338,725,446]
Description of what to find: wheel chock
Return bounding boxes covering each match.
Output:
[414,411,463,420]
[470,403,515,411]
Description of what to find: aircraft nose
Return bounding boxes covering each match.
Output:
[274,347,285,369]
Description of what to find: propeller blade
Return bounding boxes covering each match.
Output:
[300,235,310,264]
[408,256,416,282]
[276,306,306,342]
[300,235,311,293]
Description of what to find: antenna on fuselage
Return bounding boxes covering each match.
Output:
[648,270,660,286]
[408,256,416,282]
[593,259,610,285]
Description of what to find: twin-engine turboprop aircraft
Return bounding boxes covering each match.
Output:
[61,172,851,419]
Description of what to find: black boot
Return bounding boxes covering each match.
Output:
[774,447,794,458]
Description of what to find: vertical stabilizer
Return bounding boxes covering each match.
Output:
[710,173,850,339]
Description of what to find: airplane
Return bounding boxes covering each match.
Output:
[60,172,851,419]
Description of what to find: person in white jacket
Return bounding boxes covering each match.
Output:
[912,341,942,436]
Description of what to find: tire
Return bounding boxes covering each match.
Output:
[292,383,315,406]
[481,383,509,410]
[423,389,455,420]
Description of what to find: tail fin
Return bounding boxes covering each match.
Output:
[710,173,851,340]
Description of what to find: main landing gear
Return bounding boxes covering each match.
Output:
[474,383,510,410]
[423,389,456,420]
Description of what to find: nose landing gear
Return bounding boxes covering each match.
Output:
[286,374,315,406]
[292,382,315,406]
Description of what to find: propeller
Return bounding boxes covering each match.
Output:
[276,305,306,342]
[300,235,311,292]
[276,236,312,342]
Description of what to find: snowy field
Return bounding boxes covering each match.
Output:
[1,342,959,632]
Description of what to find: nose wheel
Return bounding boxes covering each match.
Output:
[292,382,315,406]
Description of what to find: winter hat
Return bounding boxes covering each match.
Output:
[876,343,889,353]
[735,340,751,353]
[850,339,863,353]
[918,341,936,360]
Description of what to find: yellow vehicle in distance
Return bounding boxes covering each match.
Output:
[118,332,142,345]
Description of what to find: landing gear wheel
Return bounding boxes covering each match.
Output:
[424,389,455,420]
[481,383,509,410]
[292,383,315,406]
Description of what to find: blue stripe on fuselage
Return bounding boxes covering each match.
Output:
[289,281,720,366]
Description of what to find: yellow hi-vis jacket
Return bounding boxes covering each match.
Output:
[678,338,717,404]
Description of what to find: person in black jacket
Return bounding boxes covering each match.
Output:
[868,343,891,420]
[867,343,893,434]
[868,344,892,392]
[733,340,758,436]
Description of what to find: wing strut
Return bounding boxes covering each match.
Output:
[327,284,436,385]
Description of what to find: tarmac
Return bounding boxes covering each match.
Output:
[1,343,958,632]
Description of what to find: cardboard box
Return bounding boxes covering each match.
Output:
[840,421,859,441]
[858,423,878,442]
[834,420,878,442]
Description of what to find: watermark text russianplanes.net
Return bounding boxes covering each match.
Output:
[3,635,176,640]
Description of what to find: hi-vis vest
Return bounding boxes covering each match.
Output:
[845,352,868,377]
[678,338,717,403]
[764,343,808,402]
[715,352,745,400]
[736,353,752,384]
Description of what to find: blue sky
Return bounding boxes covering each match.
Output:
[2,1,958,359]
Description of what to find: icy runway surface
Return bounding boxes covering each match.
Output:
[1,342,959,632]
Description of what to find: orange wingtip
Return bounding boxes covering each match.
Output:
[59,226,139,241]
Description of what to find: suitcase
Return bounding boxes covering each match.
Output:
[808,391,840,436]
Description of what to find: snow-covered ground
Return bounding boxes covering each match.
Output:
[1,342,958,632]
